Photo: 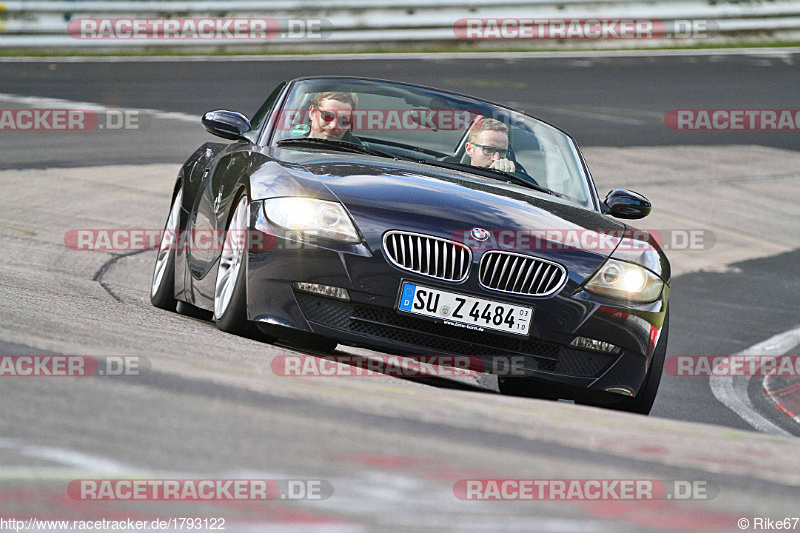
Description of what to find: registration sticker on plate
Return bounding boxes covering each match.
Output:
[397,282,532,336]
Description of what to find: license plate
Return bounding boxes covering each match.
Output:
[397,282,532,336]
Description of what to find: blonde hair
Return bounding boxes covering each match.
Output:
[468,117,509,142]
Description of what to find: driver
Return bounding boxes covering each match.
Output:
[308,92,358,141]
[465,118,516,172]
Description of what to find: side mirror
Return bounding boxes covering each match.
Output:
[202,110,251,140]
[602,189,651,219]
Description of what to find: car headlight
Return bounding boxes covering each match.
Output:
[263,197,360,243]
[584,258,664,303]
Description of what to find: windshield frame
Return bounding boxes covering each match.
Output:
[259,76,601,212]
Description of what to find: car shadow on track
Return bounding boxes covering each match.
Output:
[174,300,492,394]
[281,350,494,394]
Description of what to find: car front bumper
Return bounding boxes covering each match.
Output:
[247,205,669,398]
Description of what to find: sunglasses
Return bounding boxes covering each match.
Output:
[315,108,352,128]
[471,142,509,158]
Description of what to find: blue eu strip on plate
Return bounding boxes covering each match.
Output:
[399,283,416,311]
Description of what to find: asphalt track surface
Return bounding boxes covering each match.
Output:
[0,51,799,531]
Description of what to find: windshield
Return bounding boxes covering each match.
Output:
[269,78,594,209]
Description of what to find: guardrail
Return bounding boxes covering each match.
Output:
[1,0,799,50]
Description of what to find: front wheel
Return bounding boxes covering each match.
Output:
[614,309,669,415]
[150,188,182,310]
[214,193,251,335]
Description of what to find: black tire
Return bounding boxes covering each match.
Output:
[214,192,252,335]
[176,300,213,321]
[150,187,182,311]
[614,309,670,415]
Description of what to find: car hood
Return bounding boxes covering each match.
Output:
[256,149,633,282]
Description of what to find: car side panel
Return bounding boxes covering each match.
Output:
[173,143,226,303]
[186,144,269,311]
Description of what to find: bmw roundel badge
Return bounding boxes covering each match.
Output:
[471,227,490,241]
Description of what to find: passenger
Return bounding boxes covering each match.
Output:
[465,118,515,172]
[308,92,358,141]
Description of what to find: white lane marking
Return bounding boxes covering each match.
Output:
[0,92,197,123]
[365,513,609,532]
[0,47,799,62]
[0,444,361,529]
[0,447,591,531]
[235,470,606,532]
[532,106,647,125]
[0,437,133,473]
[710,326,800,435]
[503,101,654,125]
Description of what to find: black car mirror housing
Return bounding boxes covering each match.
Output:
[602,189,652,219]
[202,110,252,141]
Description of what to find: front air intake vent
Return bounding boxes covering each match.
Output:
[479,251,566,296]
[383,231,471,282]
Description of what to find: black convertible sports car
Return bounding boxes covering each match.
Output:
[150,76,669,414]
